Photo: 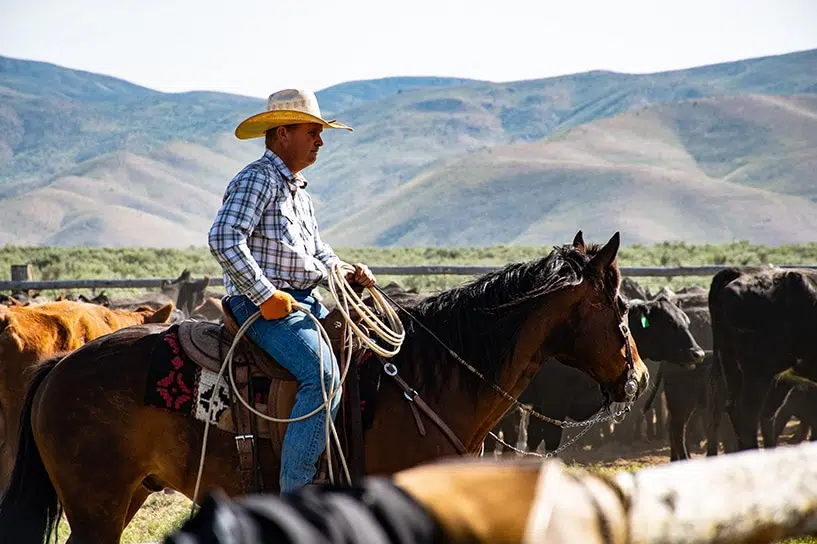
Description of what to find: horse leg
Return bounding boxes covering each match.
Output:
[58,485,139,544]
[61,489,149,544]
[123,488,152,530]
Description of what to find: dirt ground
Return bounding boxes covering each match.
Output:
[489,410,810,473]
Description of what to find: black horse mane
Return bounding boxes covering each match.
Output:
[388,242,619,399]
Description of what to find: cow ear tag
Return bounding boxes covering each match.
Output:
[640,315,650,329]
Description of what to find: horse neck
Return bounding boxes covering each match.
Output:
[405,286,581,452]
[468,288,580,448]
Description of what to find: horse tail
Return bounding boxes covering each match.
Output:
[0,353,65,544]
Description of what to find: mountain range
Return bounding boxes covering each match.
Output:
[1,48,816,247]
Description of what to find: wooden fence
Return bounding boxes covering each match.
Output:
[2,264,817,291]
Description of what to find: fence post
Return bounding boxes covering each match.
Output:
[10,264,34,282]
[9,264,34,294]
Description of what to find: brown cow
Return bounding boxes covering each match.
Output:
[0,300,174,491]
[191,296,224,321]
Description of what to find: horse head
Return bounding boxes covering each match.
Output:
[543,231,648,403]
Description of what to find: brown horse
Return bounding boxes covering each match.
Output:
[0,300,174,492]
[0,231,648,544]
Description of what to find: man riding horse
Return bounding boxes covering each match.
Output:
[208,89,376,495]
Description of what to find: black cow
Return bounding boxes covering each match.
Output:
[630,288,744,460]
[627,298,706,365]
[648,289,717,460]
[493,297,705,453]
[662,355,741,460]
[708,267,817,452]
[652,285,709,311]
[681,306,712,353]
[621,277,648,301]
[589,296,706,445]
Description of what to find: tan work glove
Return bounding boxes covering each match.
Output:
[259,291,296,320]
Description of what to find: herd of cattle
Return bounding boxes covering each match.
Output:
[493,268,817,462]
[0,264,815,492]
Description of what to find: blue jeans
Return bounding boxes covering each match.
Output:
[228,291,341,494]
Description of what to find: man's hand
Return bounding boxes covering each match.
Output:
[345,263,376,288]
[259,291,296,320]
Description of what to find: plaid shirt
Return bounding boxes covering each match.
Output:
[208,149,342,305]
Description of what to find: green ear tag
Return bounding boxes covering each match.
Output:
[641,315,650,329]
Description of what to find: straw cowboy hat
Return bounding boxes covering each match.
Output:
[235,88,353,140]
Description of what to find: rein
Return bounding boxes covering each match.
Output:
[374,283,639,457]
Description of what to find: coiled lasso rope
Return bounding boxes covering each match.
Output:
[190,262,405,513]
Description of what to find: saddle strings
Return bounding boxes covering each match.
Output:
[191,262,406,513]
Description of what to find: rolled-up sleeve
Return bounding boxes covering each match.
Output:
[208,167,278,305]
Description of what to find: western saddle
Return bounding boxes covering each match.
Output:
[177,295,367,494]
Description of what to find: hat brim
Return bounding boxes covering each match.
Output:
[234,110,353,140]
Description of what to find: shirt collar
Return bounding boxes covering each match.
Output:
[263,149,308,191]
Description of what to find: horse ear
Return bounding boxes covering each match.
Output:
[587,232,620,274]
[572,230,586,252]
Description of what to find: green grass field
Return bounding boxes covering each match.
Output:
[3,241,817,299]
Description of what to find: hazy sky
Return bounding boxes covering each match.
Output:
[2,0,816,98]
